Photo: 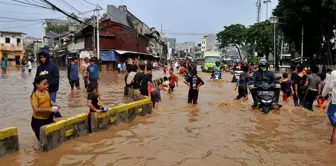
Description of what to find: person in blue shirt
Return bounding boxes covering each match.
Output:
[1,57,7,74]
[87,57,99,91]
[67,56,80,90]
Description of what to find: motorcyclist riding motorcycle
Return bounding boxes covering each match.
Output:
[211,61,222,79]
[249,59,281,108]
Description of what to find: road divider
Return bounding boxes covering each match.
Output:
[0,127,19,157]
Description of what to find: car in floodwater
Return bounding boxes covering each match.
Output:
[201,56,221,72]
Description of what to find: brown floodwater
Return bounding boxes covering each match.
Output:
[0,65,335,166]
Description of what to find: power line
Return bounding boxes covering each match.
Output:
[57,0,82,13]
[12,0,51,9]
[0,1,50,9]
[73,0,92,9]
[81,0,96,7]
[0,16,52,22]
[41,0,84,23]
[0,10,94,30]
[0,22,42,30]
[0,10,53,14]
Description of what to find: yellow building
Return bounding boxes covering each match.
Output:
[0,31,26,65]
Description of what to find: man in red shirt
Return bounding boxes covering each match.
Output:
[168,68,178,93]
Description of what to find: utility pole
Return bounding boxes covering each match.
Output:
[95,5,100,59]
[301,24,304,64]
[263,0,271,20]
[256,0,261,22]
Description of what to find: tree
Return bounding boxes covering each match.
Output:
[246,21,273,61]
[273,0,335,64]
[217,24,247,60]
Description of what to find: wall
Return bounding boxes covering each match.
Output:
[99,20,149,53]
[0,33,22,46]
[0,127,19,157]
[67,36,85,52]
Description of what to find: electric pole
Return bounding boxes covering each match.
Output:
[256,0,261,22]
[95,5,100,59]
[263,0,271,20]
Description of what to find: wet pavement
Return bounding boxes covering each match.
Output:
[0,65,335,166]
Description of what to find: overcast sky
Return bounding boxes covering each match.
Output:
[0,0,277,43]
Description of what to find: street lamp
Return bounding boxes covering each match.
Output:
[269,16,278,70]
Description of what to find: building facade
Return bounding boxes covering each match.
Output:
[0,31,25,65]
[166,38,176,49]
[201,34,218,52]
[177,41,195,52]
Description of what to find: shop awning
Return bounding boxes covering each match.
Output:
[114,50,148,55]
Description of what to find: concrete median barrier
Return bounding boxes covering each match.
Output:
[38,86,155,152]
[0,127,19,157]
[39,113,89,152]
[90,88,152,132]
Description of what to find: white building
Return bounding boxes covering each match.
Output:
[177,41,195,52]
[201,34,218,52]
[0,31,25,65]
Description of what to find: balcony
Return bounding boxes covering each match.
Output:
[0,44,23,51]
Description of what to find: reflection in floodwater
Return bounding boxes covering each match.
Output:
[0,67,335,166]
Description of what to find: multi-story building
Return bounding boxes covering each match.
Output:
[0,31,25,65]
[166,38,176,49]
[177,41,195,52]
[201,34,218,52]
[42,19,71,56]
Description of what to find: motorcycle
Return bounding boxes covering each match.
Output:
[213,70,221,80]
[254,83,281,114]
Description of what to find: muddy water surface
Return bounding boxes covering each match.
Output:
[0,66,335,166]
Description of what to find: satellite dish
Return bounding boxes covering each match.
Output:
[67,13,79,24]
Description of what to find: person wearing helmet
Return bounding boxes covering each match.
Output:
[249,59,281,108]
[211,61,222,79]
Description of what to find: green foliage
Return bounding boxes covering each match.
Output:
[46,23,69,33]
[2,51,8,59]
[248,56,259,64]
[273,0,335,62]
[246,21,273,59]
[217,24,247,60]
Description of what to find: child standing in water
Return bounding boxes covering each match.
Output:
[168,68,178,94]
[184,68,204,104]
[151,86,161,109]
[30,75,58,140]
[318,73,327,109]
[87,83,103,133]
[281,73,292,103]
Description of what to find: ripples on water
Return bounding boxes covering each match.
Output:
[0,67,335,166]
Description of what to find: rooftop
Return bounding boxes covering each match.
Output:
[0,31,26,35]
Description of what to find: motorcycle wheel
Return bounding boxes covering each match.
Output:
[261,105,271,114]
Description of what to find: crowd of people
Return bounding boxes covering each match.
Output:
[24,48,336,145]
[233,59,336,144]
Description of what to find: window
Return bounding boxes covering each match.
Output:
[5,38,10,43]
[17,38,21,46]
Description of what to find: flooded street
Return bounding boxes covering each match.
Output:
[0,66,335,166]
